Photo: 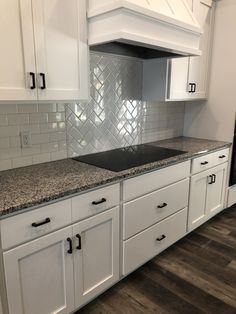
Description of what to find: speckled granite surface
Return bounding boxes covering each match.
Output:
[0,137,231,218]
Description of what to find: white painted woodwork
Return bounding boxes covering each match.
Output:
[191,148,229,174]
[227,185,236,207]
[1,199,71,250]
[0,0,88,102]
[0,0,37,101]
[123,208,188,276]
[72,184,120,222]
[73,207,120,308]
[123,178,189,240]
[3,227,74,314]
[88,0,202,56]
[184,0,236,142]
[188,162,228,231]
[32,0,88,101]
[123,161,191,201]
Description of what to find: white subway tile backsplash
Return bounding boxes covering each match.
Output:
[8,113,29,125]
[0,159,12,171]
[41,142,59,153]
[0,115,8,126]
[29,113,48,124]
[38,103,57,113]
[17,103,38,113]
[48,112,65,122]
[0,126,19,138]
[12,156,33,168]
[0,138,10,148]
[32,153,51,164]
[0,104,17,114]
[31,133,50,144]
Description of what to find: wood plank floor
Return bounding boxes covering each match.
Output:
[77,205,236,314]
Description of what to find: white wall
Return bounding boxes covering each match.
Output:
[184,0,236,142]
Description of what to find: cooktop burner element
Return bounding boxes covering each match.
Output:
[73,144,186,172]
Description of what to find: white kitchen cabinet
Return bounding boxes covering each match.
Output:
[188,162,228,231]
[3,226,74,314]
[73,207,120,309]
[143,0,214,102]
[0,0,88,102]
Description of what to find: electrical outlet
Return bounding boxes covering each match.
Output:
[20,131,32,148]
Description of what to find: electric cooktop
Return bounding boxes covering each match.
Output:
[73,144,186,172]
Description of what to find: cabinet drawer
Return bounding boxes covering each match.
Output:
[0,199,71,250]
[123,160,190,201]
[122,208,187,276]
[72,184,120,222]
[192,148,229,174]
[123,178,189,240]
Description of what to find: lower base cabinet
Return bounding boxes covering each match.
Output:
[3,207,120,314]
[188,163,228,231]
[3,227,74,314]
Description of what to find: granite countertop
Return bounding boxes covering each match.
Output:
[0,137,231,218]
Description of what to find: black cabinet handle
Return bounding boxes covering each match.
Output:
[32,217,51,227]
[156,235,166,242]
[208,175,213,184]
[193,83,196,93]
[67,237,73,254]
[188,83,194,93]
[157,203,167,209]
[212,174,216,184]
[92,198,106,205]
[201,161,209,165]
[76,234,82,250]
[39,73,46,89]
[219,155,226,159]
[29,72,36,89]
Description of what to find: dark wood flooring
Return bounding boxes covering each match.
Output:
[78,205,236,314]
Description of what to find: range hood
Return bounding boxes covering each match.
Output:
[87,0,202,59]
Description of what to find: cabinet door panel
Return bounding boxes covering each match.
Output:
[167,57,190,100]
[188,0,213,99]
[73,207,119,308]
[188,170,209,231]
[3,227,74,314]
[206,163,228,217]
[32,0,88,101]
[0,0,37,101]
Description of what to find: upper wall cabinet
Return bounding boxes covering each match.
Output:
[143,0,214,102]
[0,0,88,103]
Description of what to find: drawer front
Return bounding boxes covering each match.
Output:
[123,178,189,240]
[122,208,187,276]
[1,199,71,250]
[123,160,191,201]
[72,183,120,222]
[192,148,229,174]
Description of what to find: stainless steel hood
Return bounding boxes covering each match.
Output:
[88,0,202,59]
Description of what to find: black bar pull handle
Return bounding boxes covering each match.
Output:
[188,83,194,93]
[76,234,82,250]
[32,217,51,228]
[157,203,167,209]
[92,198,107,205]
[39,73,46,89]
[156,235,166,242]
[212,174,216,184]
[29,72,36,89]
[208,175,213,184]
[201,161,209,165]
[193,83,197,93]
[219,155,226,159]
[67,237,73,254]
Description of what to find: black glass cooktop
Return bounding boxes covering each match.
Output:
[73,144,186,172]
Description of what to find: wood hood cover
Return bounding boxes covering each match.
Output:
[87,0,202,58]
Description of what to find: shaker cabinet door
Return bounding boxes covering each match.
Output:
[32,0,88,101]
[3,227,74,314]
[0,0,37,101]
[73,207,120,309]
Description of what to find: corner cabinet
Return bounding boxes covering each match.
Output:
[143,0,215,102]
[0,0,88,102]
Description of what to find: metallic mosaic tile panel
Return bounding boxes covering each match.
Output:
[66,52,185,158]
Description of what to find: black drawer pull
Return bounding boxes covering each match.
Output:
[208,175,213,184]
[40,73,46,89]
[212,174,216,184]
[67,238,73,254]
[157,203,167,209]
[32,217,51,227]
[219,155,226,159]
[92,198,107,205]
[201,161,209,165]
[29,72,36,89]
[76,234,82,250]
[156,235,166,242]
